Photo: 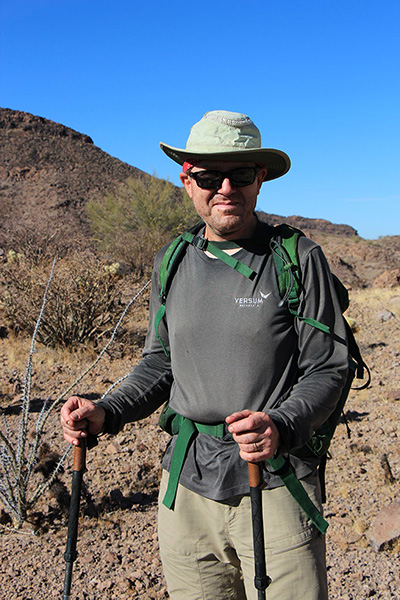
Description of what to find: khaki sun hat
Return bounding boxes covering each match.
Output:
[160,110,290,182]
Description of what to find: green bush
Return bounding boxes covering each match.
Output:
[86,175,198,275]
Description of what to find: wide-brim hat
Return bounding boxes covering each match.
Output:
[160,110,290,182]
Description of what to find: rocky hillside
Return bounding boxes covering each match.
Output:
[0,108,146,251]
[1,108,399,287]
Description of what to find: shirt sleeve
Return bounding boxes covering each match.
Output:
[267,239,349,453]
[96,247,173,435]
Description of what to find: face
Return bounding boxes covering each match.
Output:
[180,161,267,241]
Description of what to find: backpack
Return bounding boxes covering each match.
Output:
[155,222,370,528]
[268,223,370,501]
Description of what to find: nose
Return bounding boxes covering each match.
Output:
[218,176,235,195]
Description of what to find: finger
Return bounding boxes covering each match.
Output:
[241,440,264,454]
[228,413,266,435]
[68,403,97,426]
[231,431,259,445]
[63,428,85,446]
[225,410,252,425]
[240,448,263,463]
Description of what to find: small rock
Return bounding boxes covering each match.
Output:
[98,579,113,591]
[345,316,358,332]
[103,550,120,565]
[375,309,395,322]
[380,453,396,484]
[106,441,120,454]
[369,501,400,551]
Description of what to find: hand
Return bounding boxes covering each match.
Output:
[60,396,106,446]
[225,410,280,463]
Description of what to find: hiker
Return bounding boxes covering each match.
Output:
[61,110,349,600]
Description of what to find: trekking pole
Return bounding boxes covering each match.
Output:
[62,438,87,599]
[248,461,271,599]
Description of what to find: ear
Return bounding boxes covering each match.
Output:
[179,171,194,198]
[256,168,268,194]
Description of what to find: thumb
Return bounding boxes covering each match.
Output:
[69,403,93,423]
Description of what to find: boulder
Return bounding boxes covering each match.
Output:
[369,501,400,551]
[373,269,400,288]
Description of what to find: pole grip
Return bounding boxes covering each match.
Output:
[73,438,87,472]
[248,461,262,488]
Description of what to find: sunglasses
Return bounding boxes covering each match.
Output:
[188,167,260,190]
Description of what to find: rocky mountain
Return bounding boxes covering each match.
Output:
[1,108,399,287]
[0,108,146,251]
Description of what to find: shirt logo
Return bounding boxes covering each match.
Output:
[259,291,271,300]
[234,291,271,307]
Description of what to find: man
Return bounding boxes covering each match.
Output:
[61,110,348,599]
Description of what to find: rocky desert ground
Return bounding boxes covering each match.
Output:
[0,286,399,600]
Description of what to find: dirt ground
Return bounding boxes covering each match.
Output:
[0,288,399,599]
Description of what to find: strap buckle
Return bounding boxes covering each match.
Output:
[191,235,208,250]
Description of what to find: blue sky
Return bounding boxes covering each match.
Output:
[1,0,399,239]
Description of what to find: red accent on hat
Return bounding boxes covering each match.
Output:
[182,161,193,172]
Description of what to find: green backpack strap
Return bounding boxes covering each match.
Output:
[155,223,257,356]
[267,455,328,534]
[155,225,202,356]
[271,225,331,334]
[181,231,256,279]
[271,225,370,384]
[158,402,329,530]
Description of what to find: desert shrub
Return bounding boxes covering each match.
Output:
[3,227,70,266]
[0,261,150,527]
[1,251,130,348]
[86,175,198,275]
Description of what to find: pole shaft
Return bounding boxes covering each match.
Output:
[248,462,271,598]
[62,441,86,599]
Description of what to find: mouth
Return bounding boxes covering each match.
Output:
[212,197,240,209]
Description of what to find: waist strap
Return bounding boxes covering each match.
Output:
[160,408,328,533]
[162,413,225,509]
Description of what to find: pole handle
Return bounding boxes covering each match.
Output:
[72,438,87,472]
[248,461,262,488]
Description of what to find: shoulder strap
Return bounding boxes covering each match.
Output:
[270,225,331,334]
[271,225,370,386]
[270,224,303,307]
[155,223,203,356]
[182,231,256,279]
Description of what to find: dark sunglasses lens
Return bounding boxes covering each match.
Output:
[192,167,258,189]
[194,172,222,189]
[230,168,257,186]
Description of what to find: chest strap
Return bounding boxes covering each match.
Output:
[159,405,328,534]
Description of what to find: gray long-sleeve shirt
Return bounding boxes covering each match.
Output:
[98,221,349,500]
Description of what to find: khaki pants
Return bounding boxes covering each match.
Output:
[158,470,328,600]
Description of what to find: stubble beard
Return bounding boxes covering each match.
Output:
[204,209,257,241]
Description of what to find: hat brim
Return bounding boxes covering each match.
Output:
[160,143,291,182]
